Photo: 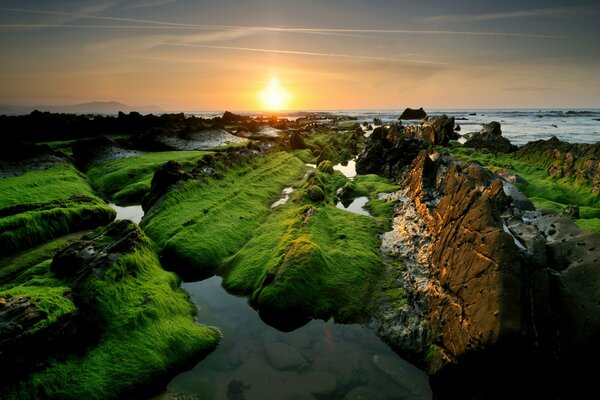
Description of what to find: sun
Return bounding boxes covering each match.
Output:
[259,76,290,111]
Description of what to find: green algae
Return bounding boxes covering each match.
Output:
[448,147,600,232]
[2,222,220,400]
[0,164,115,255]
[141,152,308,279]
[86,150,212,205]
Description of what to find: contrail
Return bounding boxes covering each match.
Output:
[0,7,561,38]
[161,42,451,65]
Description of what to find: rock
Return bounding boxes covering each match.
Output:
[454,124,461,131]
[463,121,517,153]
[344,386,387,400]
[373,117,383,125]
[372,354,422,394]
[264,342,307,371]
[51,220,144,285]
[367,124,373,130]
[289,131,306,150]
[562,204,580,218]
[502,181,535,211]
[141,160,191,212]
[419,115,458,146]
[399,107,427,120]
[222,111,249,123]
[355,127,424,178]
[516,136,600,193]
[495,170,528,185]
[72,135,124,169]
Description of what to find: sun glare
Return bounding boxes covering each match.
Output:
[259,77,290,111]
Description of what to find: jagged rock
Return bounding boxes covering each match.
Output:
[0,296,44,345]
[142,160,191,212]
[495,170,528,185]
[463,122,517,153]
[419,115,458,146]
[355,127,424,178]
[399,107,427,120]
[516,136,600,193]
[561,204,580,218]
[222,111,249,123]
[72,136,127,169]
[264,342,307,370]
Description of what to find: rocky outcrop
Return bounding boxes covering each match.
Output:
[141,160,192,212]
[289,131,306,150]
[462,121,517,153]
[399,107,427,120]
[516,136,600,193]
[362,130,600,397]
[355,127,424,177]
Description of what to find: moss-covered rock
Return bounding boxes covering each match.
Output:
[1,221,220,400]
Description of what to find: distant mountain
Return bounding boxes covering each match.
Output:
[0,101,163,115]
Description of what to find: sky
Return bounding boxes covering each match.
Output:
[0,0,599,111]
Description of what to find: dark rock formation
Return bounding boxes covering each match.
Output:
[419,115,458,146]
[289,131,306,150]
[463,121,517,153]
[222,111,249,123]
[362,130,600,398]
[355,126,424,177]
[399,107,427,120]
[72,135,128,169]
[142,160,191,212]
[516,136,600,193]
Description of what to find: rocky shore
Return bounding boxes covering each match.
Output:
[1,108,599,399]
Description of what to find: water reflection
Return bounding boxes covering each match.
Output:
[336,196,370,216]
[108,203,144,224]
[159,277,431,400]
[333,159,357,179]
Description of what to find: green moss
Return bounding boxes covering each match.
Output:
[86,151,211,205]
[3,223,220,400]
[222,203,384,322]
[141,152,308,278]
[292,149,314,163]
[353,174,400,231]
[448,147,600,232]
[575,218,600,233]
[0,234,79,285]
[0,164,115,255]
[303,128,365,164]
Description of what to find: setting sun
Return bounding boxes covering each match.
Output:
[259,77,290,111]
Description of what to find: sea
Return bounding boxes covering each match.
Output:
[185,109,600,146]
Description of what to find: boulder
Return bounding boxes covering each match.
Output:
[264,342,307,371]
[399,107,427,120]
[419,115,458,146]
[463,121,517,153]
[289,131,306,150]
[141,160,191,212]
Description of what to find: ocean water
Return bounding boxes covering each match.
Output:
[187,109,600,146]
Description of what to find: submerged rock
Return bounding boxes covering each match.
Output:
[264,342,307,371]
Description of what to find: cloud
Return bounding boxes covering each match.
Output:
[123,0,177,10]
[160,43,451,66]
[423,6,594,23]
[0,7,560,38]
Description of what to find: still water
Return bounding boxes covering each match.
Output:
[108,203,144,224]
[157,277,431,400]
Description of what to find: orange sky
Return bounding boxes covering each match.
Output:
[1,1,599,111]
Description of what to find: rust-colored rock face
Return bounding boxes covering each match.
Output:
[362,131,600,398]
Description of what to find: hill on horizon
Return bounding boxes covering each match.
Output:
[0,101,163,115]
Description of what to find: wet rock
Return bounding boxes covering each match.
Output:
[495,170,527,185]
[343,386,387,400]
[463,121,517,153]
[0,296,44,345]
[399,107,427,120]
[502,181,535,211]
[264,342,307,371]
[222,111,249,123]
[372,354,422,394]
[561,204,580,218]
[72,136,126,169]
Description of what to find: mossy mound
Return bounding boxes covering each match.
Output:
[141,152,308,280]
[222,165,399,323]
[0,164,115,255]
[86,150,212,205]
[1,221,220,400]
